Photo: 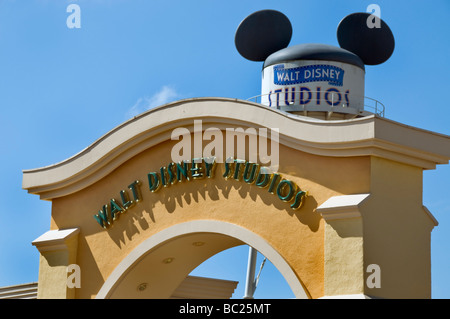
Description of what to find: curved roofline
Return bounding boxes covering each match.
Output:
[22,97,450,200]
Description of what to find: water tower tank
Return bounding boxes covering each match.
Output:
[261,43,365,118]
[235,10,394,120]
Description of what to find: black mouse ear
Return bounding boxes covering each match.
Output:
[337,12,395,65]
[235,10,292,62]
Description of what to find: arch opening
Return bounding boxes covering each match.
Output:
[96,220,310,299]
[189,245,296,299]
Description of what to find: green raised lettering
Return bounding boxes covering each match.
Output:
[93,205,110,229]
[291,191,307,210]
[110,199,123,221]
[160,167,169,187]
[276,179,296,202]
[268,173,280,194]
[167,163,176,184]
[223,157,234,179]
[204,157,217,178]
[128,180,141,202]
[148,172,161,192]
[243,162,259,184]
[120,189,134,210]
[255,170,271,188]
[233,159,246,180]
[176,161,190,182]
[191,158,204,179]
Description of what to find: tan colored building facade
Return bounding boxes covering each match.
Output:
[23,98,450,299]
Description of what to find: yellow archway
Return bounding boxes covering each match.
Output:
[25,98,450,299]
[96,220,309,299]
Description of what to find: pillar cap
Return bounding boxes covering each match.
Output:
[32,228,80,252]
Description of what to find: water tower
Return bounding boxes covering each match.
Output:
[235,10,394,120]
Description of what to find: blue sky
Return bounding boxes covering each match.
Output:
[0,0,449,299]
